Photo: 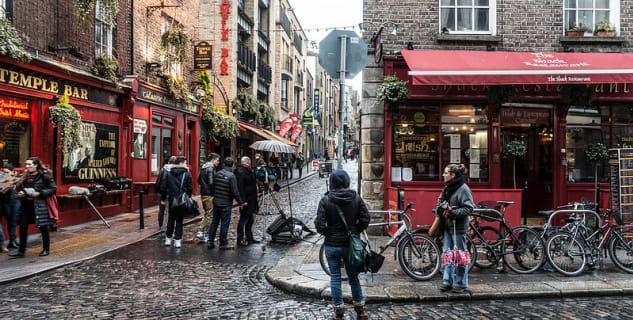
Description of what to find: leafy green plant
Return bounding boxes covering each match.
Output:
[161,27,190,64]
[595,21,614,32]
[503,140,527,189]
[487,85,516,105]
[92,55,119,87]
[585,142,609,204]
[201,98,240,142]
[0,18,30,61]
[162,74,193,110]
[236,91,262,126]
[560,84,593,110]
[259,102,276,129]
[198,70,211,96]
[76,0,119,25]
[571,23,589,32]
[376,75,409,111]
[49,96,82,154]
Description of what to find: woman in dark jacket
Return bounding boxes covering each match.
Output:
[10,157,57,257]
[163,156,193,249]
[437,163,475,293]
[314,169,370,320]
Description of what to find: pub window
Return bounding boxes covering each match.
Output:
[0,96,30,168]
[440,0,495,34]
[566,106,610,183]
[150,115,174,175]
[161,19,183,79]
[564,0,619,34]
[95,0,113,57]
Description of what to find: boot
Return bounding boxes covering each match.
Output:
[354,301,369,320]
[7,237,17,249]
[332,305,345,320]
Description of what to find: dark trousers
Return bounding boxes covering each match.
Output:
[237,204,256,242]
[209,206,232,245]
[3,201,19,240]
[282,166,288,180]
[18,211,50,253]
[298,167,303,178]
[165,207,183,240]
[158,195,167,228]
[288,165,293,179]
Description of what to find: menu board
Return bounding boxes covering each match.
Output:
[609,148,633,224]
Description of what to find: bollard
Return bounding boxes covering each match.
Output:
[138,190,145,230]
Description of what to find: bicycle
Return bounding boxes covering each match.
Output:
[468,201,546,274]
[545,208,633,276]
[319,202,442,281]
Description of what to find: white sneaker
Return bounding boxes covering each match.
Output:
[203,235,209,242]
[196,231,205,240]
[164,237,172,246]
[174,239,182,248]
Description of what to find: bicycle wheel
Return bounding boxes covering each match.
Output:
[546,232,586,276]
[398,234,441,281]
[609,231,633,274]
[466,235,478,271]
[471,226,500,269]
[502,227,545,274]
[319,244,349,281]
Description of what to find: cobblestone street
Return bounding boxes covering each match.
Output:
[1,161,633,319]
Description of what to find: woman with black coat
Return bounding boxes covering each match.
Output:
[163,156,193,248]
[9,157,57,257]
[314,169,370,320]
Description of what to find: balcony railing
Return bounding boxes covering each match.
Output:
[282,54,293,76]
[280,10,292,38]
[294,71,304,89]
[238,41,256,73]
[293,31,302,55]
[258,60,272,84]
[238,11,253,36]
[258,30,269,51]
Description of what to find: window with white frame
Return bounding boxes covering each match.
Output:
[161,20,182,79]
[0,0,5,19]
[440,0,495,34]
[95,0,113,57]
[564,0,619,34]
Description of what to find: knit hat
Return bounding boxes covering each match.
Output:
[330,169,350,190]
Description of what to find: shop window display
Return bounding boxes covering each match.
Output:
[566,106,610,183]
[0,118,30,168]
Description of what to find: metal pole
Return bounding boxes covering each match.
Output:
[337,35,347,170]
[139,190,145,230]
[357,106,362,195]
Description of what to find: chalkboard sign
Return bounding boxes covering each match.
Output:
[609,148,633,224]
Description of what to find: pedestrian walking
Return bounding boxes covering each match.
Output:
[163,156,192,249]
[235,156,259,246]
[296,152,305,178]
[196,153,220,242]
[9,157,57,257]
[314,169,370,320]
[350,149,355,161]
[437,163,474,293]
[155,156,176,230]
[280,155,289,181]
[1,164,21,250]
[208,157,245,249]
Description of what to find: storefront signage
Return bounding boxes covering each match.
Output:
[394,135,437,160]
[0,96,30,120]
[138,86,199,114]
[291,124,303,142]
[194,42,212,70]
[0,64,121,107]
[500,108,550,125]
[314,89,320,113]
[133,119,147,159]
[279,118,294,137]
[426,83,631,98]
[62,122,119,184]
[220,0,230,75]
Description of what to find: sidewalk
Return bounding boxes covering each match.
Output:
[266,233,633,303]
[0,169,317,285]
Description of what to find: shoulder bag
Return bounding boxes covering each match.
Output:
[171,174,199,218]
[334,203,367,270]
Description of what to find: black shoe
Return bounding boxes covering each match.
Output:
[452,287,466,294]
[39,250,49,257]
[237,240,248,247]
[439,284,452,292]
[7,240,17,249]
[206,241,215,249]
[247,239,260,244]
[9,251,25,258]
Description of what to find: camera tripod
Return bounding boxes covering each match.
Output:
[257,182,293,252]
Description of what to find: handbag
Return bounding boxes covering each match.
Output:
[334,203,367,270]
[364,249,385,273]
[171,174,198,217]
[46,195,59,221]
[428,215,442,237]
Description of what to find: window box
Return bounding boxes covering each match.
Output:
[565,30,585,37]
[595,30,616,37]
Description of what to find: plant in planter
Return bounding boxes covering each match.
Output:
[201,101,240,142]
[259,101,276,129]
[560,84,593,113]
[376,75,409,113]
[503,140,527,189]
[91,55,119,87]
[161,27,190,64]
[487,85,516,105]
[585,142,609,204]
[594,21,615,37]
[76,0,119,25]
[162,74,193,110]
[565,23,589,37]
[235,91,262,126]
[49,95,82,154]
[0,18,30,61]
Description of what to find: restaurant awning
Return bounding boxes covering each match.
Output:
[239,121,298,147]
[402,50,633,86]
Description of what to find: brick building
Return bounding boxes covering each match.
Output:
[362,0,633,228]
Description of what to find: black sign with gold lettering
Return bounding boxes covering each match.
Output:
[194,42,212,70]
[138,85,200,114]
[0,63,121,107]
[62,121,119,184]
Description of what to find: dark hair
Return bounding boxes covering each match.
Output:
[26,157,47,174]
[207,153,220,162]
[175,156,187,165]
[168,156,178,164]
[3,163,14,171]
[446,163,468,177]
[257,158,266,166]
[224,157,234,167]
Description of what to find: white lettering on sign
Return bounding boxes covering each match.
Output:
[547,75,592,82]
[524,52,591,68]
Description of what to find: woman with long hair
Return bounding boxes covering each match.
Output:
[9,157,57,257]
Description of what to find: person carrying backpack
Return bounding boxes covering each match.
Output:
[163,157,193,248]
[155,156,176,230]
[196,153,220,241]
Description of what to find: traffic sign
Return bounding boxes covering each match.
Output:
[318,30,367,79]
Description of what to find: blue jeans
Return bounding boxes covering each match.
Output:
[324,245,365,306]
[2,200,19,240]
[208,206,232,245]
[442,232,469,289]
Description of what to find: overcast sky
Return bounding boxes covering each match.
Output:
[288,0,364,92]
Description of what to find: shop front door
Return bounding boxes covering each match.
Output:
[500,108,553,217]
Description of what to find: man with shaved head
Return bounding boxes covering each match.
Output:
[235,156,259,246]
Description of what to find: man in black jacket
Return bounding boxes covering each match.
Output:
[155,156,176,230]
[208,157,244,249]
[314,169,370,320]
[196,153,220,241]
[235,156,259,246]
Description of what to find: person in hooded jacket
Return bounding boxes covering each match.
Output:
[196,153,220,241]
[314,169,370,320]
[235,156,259,246]
[156,156,177,230]
[163,156,193,248]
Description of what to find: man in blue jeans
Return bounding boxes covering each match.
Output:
[208,157,244,249]
[1,164,20,250]
[314,169,370,320]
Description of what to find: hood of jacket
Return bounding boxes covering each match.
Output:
[170,165,188,176]
[327,188,357,205]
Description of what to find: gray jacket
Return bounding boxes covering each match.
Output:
[438,183,475,235]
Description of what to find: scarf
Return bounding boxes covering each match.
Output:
[441,174,465,202]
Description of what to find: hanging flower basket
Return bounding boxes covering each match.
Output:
[162,74,193,110]
[76,0,119,25]
[92,55,119,87]
[235,91,262,126]
[49,96,82,154]
[201,103,240,142]
[198,71,211,96]
[376,75,409,112]
[161,27,190,64]
[0,18,30,62]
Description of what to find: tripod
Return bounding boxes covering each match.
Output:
[258,181,285,252]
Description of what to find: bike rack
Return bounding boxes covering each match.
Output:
[546,209,601,230]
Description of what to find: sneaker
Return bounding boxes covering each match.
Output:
[439,283,452,292]
[164,237,172,246]
[204,235,209,242]
[452,287,466,294]
[174,240,181,248]
[196,231,205,240]
[206,241,215,249]
[219,243,233,250]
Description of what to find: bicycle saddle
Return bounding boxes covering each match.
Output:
[566,216,584,222]
[496,201,514,205]
[538,210,555,216]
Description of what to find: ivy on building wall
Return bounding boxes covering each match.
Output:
[201,97,240,142]
[49,96,82,154]
[76,0,119,25]
[92,55,119,87]
[161,27,190,64]
[259,102,276,129]
[0,18,30,61]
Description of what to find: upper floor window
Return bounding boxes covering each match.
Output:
[564,0,619,34]
[440,0,495,34]
[161,20,183,79]
[95,0,113,57]
[0,0,6,19]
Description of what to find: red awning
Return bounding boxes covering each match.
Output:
[402,50,633,86]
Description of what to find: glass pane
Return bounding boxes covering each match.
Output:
[566,126,608,183]
[162,128,172,169]
[441,0,455,5]
[457,0,472,5]
[393,125,440,181]
[579,10,593,31]
[578,0,592,8]
[566,106,609,124]
[613,105,633,123]
[164,117,174,126]
[565,0,576,8]
[457,8,472,31]
[442,125,488,182]
[565,10,578,30]
[595,11,609,26]
[475,0,489,5]
[475,8,489,31]
[151,127,160,174]
[0,117,31,168]
[614,126,633,148]
[441,8,456,31]
[595,0,609,8]
[152,115,162,124]
[95,23,102,45]
[441,105,488,124]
